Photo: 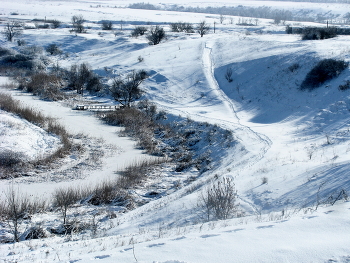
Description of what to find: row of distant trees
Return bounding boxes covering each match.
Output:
[2,15,211,45]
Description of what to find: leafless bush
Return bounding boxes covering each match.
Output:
[137,55,144,62]
[339,80,350,91]
[89,180,131,206]
[26,73,65,101]
[198,177,239,221]
[101,20,113,30]
[301,59,348,90]
[170,22,194,33]
[131,26,148,37]
[50,19,61,29]
[261,176,268,185]
[225,67,233,83]
[118,158,167,189]
[45,44,62,55]
[0,186,47,242]
[53,187,82,224]
[0,93,45,125]
[0,46,13,57]
[23,224,47,240]
[147,26,166,45]
[0,93,73,176]
[327,189,348,205]
[0,150,26,167]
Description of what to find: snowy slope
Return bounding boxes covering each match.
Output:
[0,109,61,162]
[1,0,350,262]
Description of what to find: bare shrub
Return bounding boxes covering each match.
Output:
[118,159,166,189]
[23,224,47,240]
[0,93,46,126]
[261,176,268,185]
[1,54,36,70]
[137,55,144,62]
[45,44,62,55]
[53,187,81,225]
[301,59,348,90]
[0,93,73,175]
[198,177,239,221]
[339,80,350,91]
[170,22,194,33]
[327,189,348,205]
[101,20,113,30]
[301,27,337,40]
[89,180,130,206]
[0,150,25,167]
[0,46,13,57]
[288,63,300,72]
[131,26,148,37]
[50,19,61,29]
[225,67,233,83]
[0,186,46,242]
[147,26,166,45]
[17,39,26,46]
[26,73,65,101]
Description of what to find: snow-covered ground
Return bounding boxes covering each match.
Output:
[1,0,350,262]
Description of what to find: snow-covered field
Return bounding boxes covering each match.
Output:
[1,0,350,262]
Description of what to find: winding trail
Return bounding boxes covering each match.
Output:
[202,40,272,212]
[202,40,271,166]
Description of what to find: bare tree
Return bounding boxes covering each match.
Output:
[219,14,225,24]
[198,177,238,221]
[147,26,165,45]
[53,187,81,225]
[2,20,23,42]
[71,15,85,33]
[68,63,94,96]
[197,20,210,37]
[110,70,148,107]
[2,186,29,242]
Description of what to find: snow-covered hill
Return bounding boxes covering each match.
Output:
[1,0,350,262]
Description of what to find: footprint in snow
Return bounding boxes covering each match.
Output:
[94,255,110,260]
[304,216,318,219]
[154,261,188,263]
[148,243,165,248]
[200,234,220,238]
[120,247,133,252]
[225,228,245,233]
[171,236,186,241]
[256,225,274,229]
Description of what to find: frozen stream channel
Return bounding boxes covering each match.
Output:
[0,77,152,200]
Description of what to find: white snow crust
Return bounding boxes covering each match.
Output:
[1,0,350,262]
